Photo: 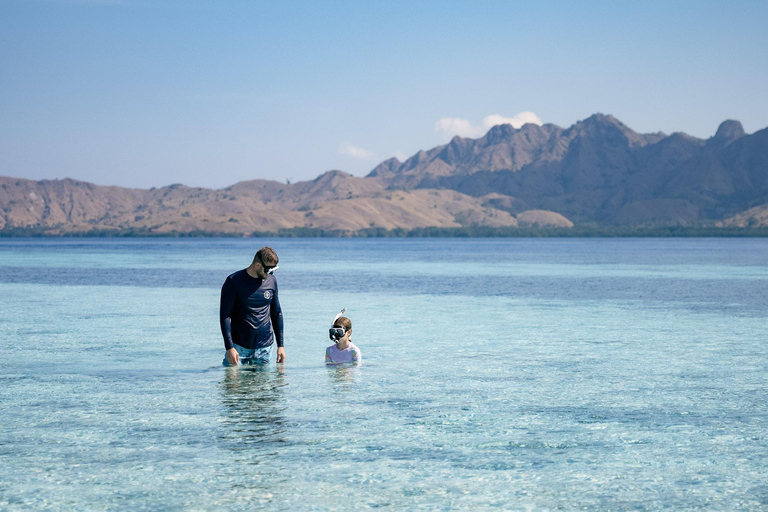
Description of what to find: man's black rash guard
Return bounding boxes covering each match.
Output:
[219,269,284,351]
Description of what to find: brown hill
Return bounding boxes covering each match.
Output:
[719,204,768,227]
[2,114,766,235]
[370,115,766,225]
[1,173,555,234]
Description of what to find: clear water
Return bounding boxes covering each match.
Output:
[1,238,767,510]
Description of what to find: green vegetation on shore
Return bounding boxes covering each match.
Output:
[254,225,768,238]
[4,224,768,238]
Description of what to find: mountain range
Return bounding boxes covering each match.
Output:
[1,114,767,235]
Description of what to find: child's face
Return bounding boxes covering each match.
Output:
[335,327,351,345]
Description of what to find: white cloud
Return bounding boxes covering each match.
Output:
[393,150,409,162]
[434,117,482,139]
[435,111,543,140]
[482,112,542,130]
[338,142,375,159]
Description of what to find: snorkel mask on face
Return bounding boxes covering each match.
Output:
[328,308,347,341]
[258,254,279,275]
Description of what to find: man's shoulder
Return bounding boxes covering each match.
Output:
[222,269,249,290]
[227,269,248,281]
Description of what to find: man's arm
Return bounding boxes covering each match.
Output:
[220,277,239,365]
[271,282,285,363]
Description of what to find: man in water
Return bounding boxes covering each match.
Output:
[219,246,285,365]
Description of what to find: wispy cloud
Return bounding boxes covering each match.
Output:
[435,112,543,140]
[338,142,375,159]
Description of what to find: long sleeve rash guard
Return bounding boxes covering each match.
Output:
[219,269,284,351]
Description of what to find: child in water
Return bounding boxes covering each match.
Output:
[325,315,362,364]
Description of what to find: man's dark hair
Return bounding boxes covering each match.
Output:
[255,246,279,267]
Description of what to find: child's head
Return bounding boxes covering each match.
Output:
[331,316,352,344]
[333,316,351,332]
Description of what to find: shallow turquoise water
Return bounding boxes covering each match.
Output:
[1,238,767,510]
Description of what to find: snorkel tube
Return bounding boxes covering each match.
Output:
[333,308,346,324]
[329,308,347,341]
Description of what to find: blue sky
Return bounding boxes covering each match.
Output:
[1,0,766,188]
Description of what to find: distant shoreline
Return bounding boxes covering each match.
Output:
[2,226,768,238]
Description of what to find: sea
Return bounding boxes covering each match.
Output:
[1,237,767,510]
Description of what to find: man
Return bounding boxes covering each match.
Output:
[220,246,285,365]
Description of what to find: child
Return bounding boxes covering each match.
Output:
[326,315,362,364]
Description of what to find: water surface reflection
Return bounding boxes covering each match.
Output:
[218,367,287,463]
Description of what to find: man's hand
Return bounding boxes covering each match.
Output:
[226,347,239,366]
[276,347,286,363]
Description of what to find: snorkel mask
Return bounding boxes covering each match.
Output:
[258,254,279,275]
[328,308,347,341]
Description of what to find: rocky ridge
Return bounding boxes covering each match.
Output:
[1,114,766,234]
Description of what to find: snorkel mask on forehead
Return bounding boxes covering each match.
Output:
[328,308,347,341]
